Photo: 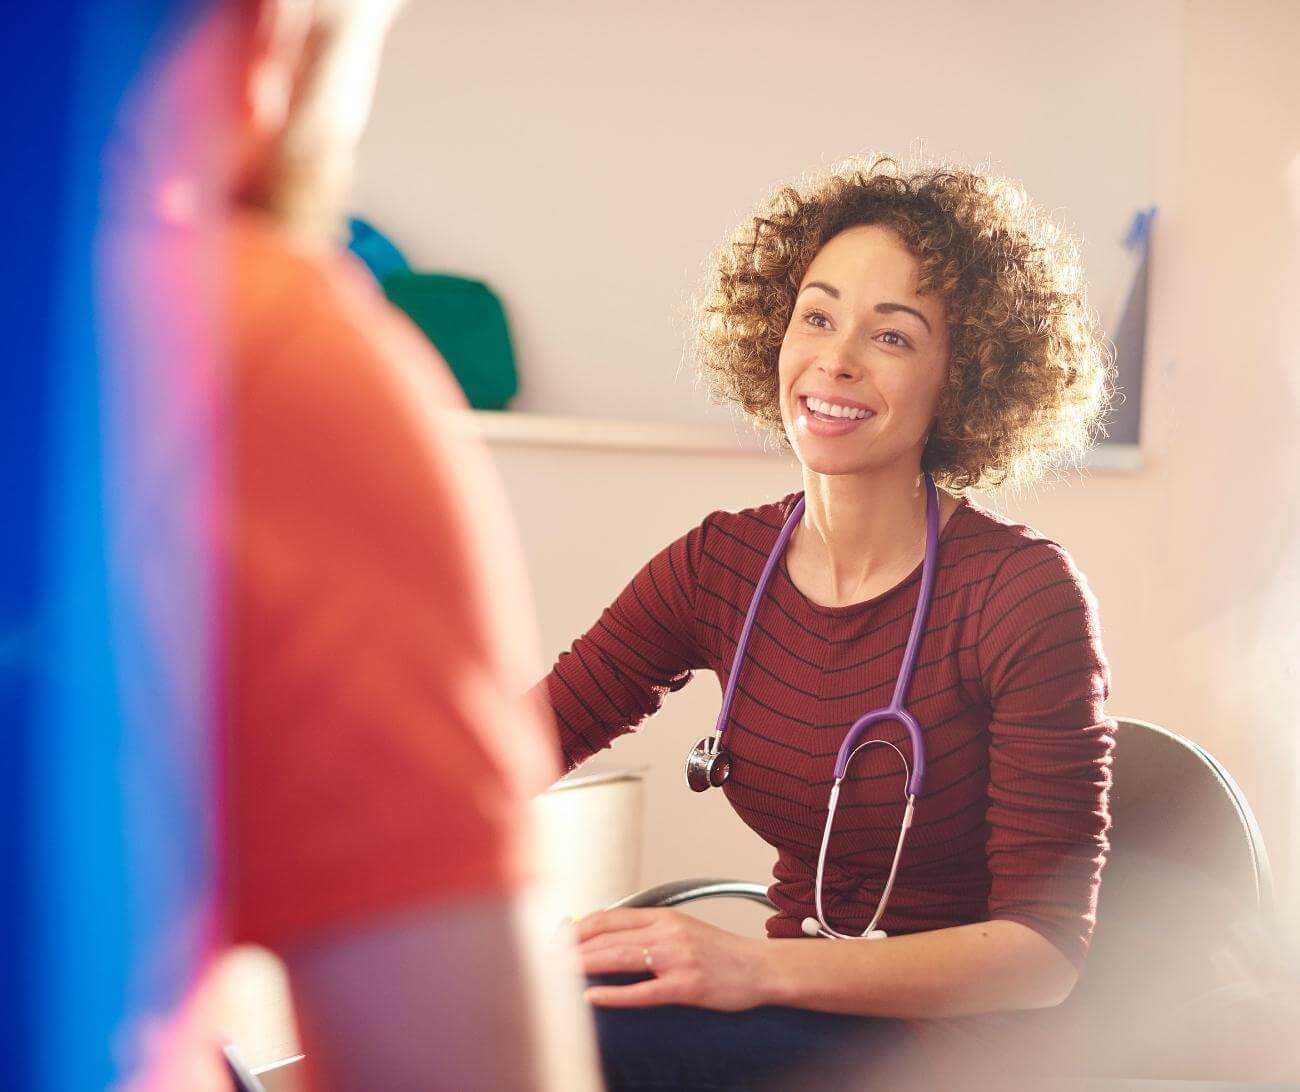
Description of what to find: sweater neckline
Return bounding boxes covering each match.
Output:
[775,493,973,617]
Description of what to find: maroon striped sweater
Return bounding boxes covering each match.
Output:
[542,491,1115,971]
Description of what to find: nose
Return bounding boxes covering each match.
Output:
[816,339,863,383]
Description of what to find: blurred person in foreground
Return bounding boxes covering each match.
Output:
[108,0,602,1088]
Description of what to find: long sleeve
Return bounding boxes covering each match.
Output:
[976,540,1116,973]
[540,518,712,772]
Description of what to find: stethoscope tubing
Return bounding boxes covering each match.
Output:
[711,475,939,796]
[703,474,943,940]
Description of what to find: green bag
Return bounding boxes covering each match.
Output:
[382,271,519,410]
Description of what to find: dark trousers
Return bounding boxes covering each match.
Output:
[587,974,936,1092]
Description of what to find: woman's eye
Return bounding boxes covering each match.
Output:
[879,330,910,349]
[803,309,832,329]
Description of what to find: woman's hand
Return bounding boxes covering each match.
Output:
[574,907,769,1011]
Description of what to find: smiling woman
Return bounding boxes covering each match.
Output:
[539,153,1119,1090]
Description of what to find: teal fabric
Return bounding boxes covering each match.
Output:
[382,271,519,411]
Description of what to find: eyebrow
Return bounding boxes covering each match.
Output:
[802,280,933,335]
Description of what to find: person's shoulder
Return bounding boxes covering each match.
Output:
[695,490,801,553]
[665,492,797,598]
[952,497,1099,629]
[228,210,361,333]
[948,495,1083,575]
[225,211,497,552]
[228,211,452,407]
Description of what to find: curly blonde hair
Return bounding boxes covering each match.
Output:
[695,155,1115,491]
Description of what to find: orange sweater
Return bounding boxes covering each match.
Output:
[220,212,558,948]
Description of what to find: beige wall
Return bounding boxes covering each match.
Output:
[1135,0,1300,915]
[361,1,1300,927]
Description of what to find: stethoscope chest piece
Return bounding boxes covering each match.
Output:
[685,735,730,792]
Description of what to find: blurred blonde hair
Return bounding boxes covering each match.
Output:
[239,0,405,245]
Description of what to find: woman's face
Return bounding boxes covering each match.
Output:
[778,224,950,478]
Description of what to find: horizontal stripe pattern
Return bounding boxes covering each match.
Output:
[540,493,1115,972]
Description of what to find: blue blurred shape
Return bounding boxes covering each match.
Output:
[347,216,412,284]
[1105,205,1157,448]
[6,1,220,1089]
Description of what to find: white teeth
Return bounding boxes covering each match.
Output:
[806,396,869,421]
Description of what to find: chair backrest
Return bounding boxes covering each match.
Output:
[1042,717,1277,1078]
[1103,716,1272,918]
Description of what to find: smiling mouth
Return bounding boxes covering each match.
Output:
[800,395,876,423]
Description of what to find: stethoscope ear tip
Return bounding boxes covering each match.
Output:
[801,917,823,938]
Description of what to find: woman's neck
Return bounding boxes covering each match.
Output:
[793,465,935,605]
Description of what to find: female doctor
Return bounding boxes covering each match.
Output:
[541,155,1117,1090]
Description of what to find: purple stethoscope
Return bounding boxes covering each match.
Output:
[685,473,940,941]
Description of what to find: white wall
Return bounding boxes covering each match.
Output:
[354,1,1300,930]
[355,0,1178,427]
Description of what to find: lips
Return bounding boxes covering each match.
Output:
[796,395,877,438]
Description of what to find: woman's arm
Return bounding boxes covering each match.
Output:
[976,541,1116,974]
[537,517,713,772]
[578,908,1074,1019]
[759,919,1077,1018]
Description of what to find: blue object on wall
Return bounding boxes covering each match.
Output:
[347,216,411,284]
[1104,205,1157,448]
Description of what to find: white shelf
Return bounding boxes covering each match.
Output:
[458,410,1144,470]
[1080,443,1143,471]
[464,410,774,455]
